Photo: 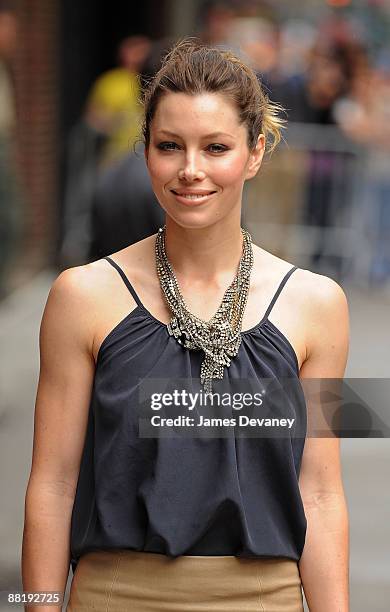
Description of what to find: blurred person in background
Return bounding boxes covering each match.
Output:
[335,48,390,287]
[88,146,164,260]
[60,35,152,267]
[277,20,317,84]
[85,34,151,170]
[196,0,236,49]
[0,1,22,298]
[226,14,280,89]
[275,37,355,274]
[88,39,173,260]
[277,41,351,128]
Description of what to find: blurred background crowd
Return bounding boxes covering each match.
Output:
[1,0,390,294]
[1,1,390,610]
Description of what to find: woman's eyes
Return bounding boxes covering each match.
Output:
[208,144,229,154]
[156,142,179,151]
[156,142,228,154]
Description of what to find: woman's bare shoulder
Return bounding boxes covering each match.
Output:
[252,243,348,311]
[43,262,111,352]
[52,234,157,299]
[49,259,111,306]
[102,234,157,278]
[45,236,158,354]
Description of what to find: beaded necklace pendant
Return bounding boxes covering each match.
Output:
[155,226,253,393]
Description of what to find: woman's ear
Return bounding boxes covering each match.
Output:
[245,134,265,180]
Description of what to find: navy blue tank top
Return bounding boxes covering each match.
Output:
[70,257,307,573]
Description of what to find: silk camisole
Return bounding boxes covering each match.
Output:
[70,257,307,573]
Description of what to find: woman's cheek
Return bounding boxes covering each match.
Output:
[213,157,247,186]
[147,157,174,183]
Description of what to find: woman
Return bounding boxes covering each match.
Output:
[22,39,350,611]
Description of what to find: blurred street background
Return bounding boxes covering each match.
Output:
[0,0,389,610]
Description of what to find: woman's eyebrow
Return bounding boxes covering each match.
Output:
[156,130,234,139]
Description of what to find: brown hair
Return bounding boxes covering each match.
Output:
[140,37,286,155]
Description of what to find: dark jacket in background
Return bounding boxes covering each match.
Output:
[89,151,165,260]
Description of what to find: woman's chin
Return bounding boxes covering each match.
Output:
[163,210,223,230]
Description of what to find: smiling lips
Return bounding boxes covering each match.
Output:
[170,189,216,201]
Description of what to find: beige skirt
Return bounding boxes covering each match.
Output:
[67,549,304,611]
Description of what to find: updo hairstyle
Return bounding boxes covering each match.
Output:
[140,37,285,155]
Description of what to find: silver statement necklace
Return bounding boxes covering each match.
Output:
[155,226,254,393]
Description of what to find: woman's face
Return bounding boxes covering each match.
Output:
[144,92,264,230]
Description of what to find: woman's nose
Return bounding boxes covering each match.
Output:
[178,154,206,181]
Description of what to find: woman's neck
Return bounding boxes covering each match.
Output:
[163,218,244,284]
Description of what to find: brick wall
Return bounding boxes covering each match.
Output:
[13,0,59,275]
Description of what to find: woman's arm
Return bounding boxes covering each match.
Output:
[298,273,350,612]
[22,267,97,611]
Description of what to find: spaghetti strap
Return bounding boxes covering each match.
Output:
[104,256,144,309]
[262,266,298,322]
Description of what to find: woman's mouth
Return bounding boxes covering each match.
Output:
[170,190,217,205]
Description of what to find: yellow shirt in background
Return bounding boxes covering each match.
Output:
[87,67,142,167]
